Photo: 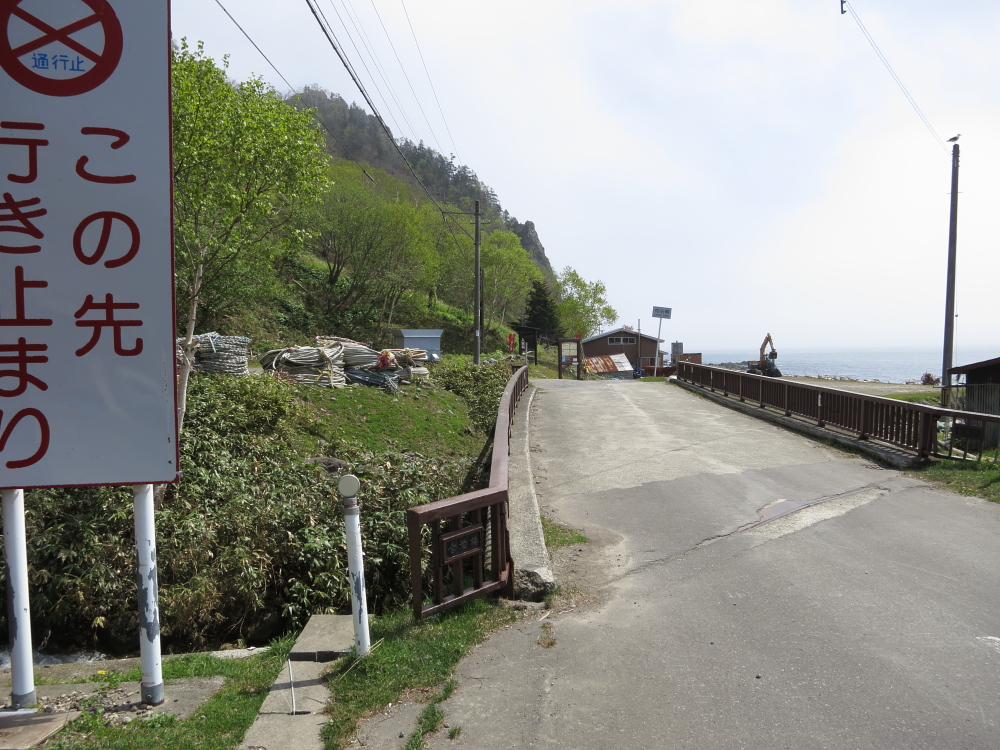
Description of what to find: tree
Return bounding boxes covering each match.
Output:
[172,41,328,426]
[302,163,436,341]
[523,280,561,341]
[480,230,540,333]
[555,267,618,338]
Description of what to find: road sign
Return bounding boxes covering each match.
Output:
[652,306,672,319]
[0,0,124,97]
[0,0,176,488]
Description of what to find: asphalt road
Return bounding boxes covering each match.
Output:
[424,379,1000,750]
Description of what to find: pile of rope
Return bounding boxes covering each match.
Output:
[177,333,252,376]
[259,342,346,388]
[259,336,431,392]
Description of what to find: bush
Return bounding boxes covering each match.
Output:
[433,357,512,434]
[1,374,479,651]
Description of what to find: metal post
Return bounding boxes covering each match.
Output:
[941,143,960,406]
[133,484,164,705]
[656,318,663,370]
[338,474,370,656]
[474,199,481,365]
[2,489,35,708]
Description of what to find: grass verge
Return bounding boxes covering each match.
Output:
[321,599,519,749]
[540,515,588,550]
[888,391,942,406]
[909,459,1000,502]
[46,636,294,750]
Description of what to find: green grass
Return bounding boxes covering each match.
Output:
[540,515,588,550]
[290,379,484,460]
[403,679,456,749]
[46,636,295,750]
[909,459,1000,502]
[527,345,560,379]
[888,391,942,406]
[321,600,519,749]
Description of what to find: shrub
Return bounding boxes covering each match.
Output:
[1,373,479,651]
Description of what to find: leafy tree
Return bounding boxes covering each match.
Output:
[301,163,436,342]
[481,230,540,333]
[172,41,328,424]
[555,266,618,338]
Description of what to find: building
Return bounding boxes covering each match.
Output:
[582,327,663,369]
[950,356,1000,386]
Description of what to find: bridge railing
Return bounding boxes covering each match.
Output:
[677,362,1000,461]
[406,366,529,619]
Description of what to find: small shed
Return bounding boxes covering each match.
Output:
[393,329,444,359]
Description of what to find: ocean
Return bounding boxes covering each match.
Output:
[695,347,998,384]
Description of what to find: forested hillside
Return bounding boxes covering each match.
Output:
[173,45,613,353]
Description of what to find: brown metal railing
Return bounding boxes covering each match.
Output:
[678,362,1000,460]
[406,365,529,619]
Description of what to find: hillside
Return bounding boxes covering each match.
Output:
[290,86,554,278]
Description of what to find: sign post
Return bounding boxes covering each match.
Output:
[651,307,672,368]
[1,0,176,705]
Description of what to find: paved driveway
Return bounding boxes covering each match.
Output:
[422,380,1000,750]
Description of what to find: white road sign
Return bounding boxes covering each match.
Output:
[652,306,672,319]
[0,0,177,488]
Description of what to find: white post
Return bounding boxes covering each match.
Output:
[133,484,164,705]
[338,474,370,656]
[2,489,35,708]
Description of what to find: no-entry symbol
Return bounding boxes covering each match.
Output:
[0,0,123,97]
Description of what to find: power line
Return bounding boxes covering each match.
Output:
[214,0,473,229]
[321,0,409,141]
[399,0,462,164]
[844,1,947,153]
[210,0,363,171]
[304,0,456,217]
[212,0,295,92]
[367,0,445,155]
[340,0,419,139]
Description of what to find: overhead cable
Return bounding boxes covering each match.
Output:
[844,1,947,153]
[212,0,295,92]
[368,0,445,155]
[399,0,462,163]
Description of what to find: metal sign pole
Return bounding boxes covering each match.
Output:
[133,484,164,705]
[339,475,371,656]
[2,489,35,708]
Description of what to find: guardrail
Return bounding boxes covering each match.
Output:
[406,366,529,619]
[677,362,1000,461]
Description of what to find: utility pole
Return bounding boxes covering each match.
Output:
[474,199,481,365]
[941,143,960,405]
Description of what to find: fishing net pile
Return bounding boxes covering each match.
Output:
[259,342,347,388]
[259,336,431,392]
[177,333,252,376]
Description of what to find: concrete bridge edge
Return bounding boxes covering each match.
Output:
[507,383,557,601]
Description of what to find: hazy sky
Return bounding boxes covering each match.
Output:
[171,0,1000,356]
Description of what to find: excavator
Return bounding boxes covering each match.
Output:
[747,333,781,377]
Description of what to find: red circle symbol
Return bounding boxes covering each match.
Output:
[0,0,123,97]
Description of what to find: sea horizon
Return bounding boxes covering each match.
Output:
[692,346,998,384]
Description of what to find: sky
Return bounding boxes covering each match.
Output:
[169,0,1000,357]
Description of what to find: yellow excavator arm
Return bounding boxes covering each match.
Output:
[759,333,775,368]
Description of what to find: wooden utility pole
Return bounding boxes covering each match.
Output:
[474,199,481,364]
[941,143,960,405]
